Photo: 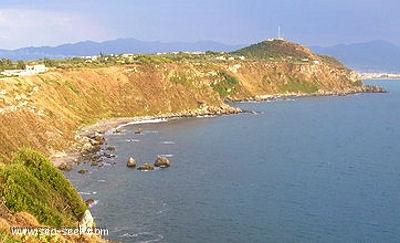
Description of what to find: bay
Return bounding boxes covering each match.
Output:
[67,80,400,242]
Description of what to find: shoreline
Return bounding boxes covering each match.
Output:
[49,87,388,243]
[51,86,387,168]
[51,104,242,167]
[50,85,387,169]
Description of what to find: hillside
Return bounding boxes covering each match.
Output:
[0,40,384,242]
[311,40,400,72]
[0,41,383,161]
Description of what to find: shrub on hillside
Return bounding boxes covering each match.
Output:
[0,148,86,227]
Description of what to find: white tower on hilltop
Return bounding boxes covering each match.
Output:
[277,25,284,40]
[266,25,285,42]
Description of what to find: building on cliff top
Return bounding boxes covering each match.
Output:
[1,64,48,76]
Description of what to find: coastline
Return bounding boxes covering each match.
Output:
[51,85,387,168]
[47,86,387,243]
[358,72,400,80]
[51,103,242,167]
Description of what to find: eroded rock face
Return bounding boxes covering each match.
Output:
[127,157,137,167]
[154,156,171,168]
[79,210,94,234]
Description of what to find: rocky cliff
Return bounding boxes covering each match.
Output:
[0,40,384,161]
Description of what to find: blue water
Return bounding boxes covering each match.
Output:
[67,80,400,242]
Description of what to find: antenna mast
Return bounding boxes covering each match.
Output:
[278,25,281,39]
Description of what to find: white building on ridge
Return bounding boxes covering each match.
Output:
[1,64,48,76]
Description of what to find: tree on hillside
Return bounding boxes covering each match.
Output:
[16,60,25,69]
[0,58,13,68]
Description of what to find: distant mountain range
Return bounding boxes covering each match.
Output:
[0,38,246,61]
[311,40,400,72]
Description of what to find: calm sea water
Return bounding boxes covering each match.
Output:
[67,80,400,243]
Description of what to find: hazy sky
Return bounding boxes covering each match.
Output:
[0,0,398,49]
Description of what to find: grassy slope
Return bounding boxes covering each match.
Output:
[232,39,317,60]
[1,148,86,226]
[0,148,88,242]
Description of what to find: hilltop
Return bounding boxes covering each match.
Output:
[233,39,319,61]
[233,39,348,69]
[0,40,384,242]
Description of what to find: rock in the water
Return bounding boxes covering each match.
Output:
[58,163,73,171]
[85,199,95,207]
[127,157,137,167]
[106,146,116,151]
[78,169,89,174]
[134,128,143,134]
[91,160,100,166]
[137,163,154,171]
[154,156,171,168]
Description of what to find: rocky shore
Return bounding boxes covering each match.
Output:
[53,83,386,170]
[53,103,242,169]
[232,85,387,103]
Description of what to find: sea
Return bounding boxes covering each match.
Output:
[66,80,400,243]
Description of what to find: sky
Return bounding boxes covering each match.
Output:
[0,0,399,49]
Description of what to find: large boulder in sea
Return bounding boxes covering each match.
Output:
[137,163,154,171]
[134,128,143,134]
[58,163,73,171]
[78,169,89,174]
[127,157,137,168]
[85,199,95,207]
[154,156,171,168]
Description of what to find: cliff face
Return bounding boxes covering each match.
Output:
[0,56,374,161]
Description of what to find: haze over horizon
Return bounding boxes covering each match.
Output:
[0,0,398,50]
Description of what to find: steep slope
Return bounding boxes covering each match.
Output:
[0,149,102,243]
[0,43,382,161]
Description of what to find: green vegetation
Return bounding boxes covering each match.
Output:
[0,231,19,243]
[318,54,348,70]
[169,72,193,87]
[211,71,240,97]
[278,77,319,93]
[0,51,235,72]
[0,58,26,72]
[262,75,272,85]
[353,80,363,87]
[0,148,86,227]
[232,39,313,61]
